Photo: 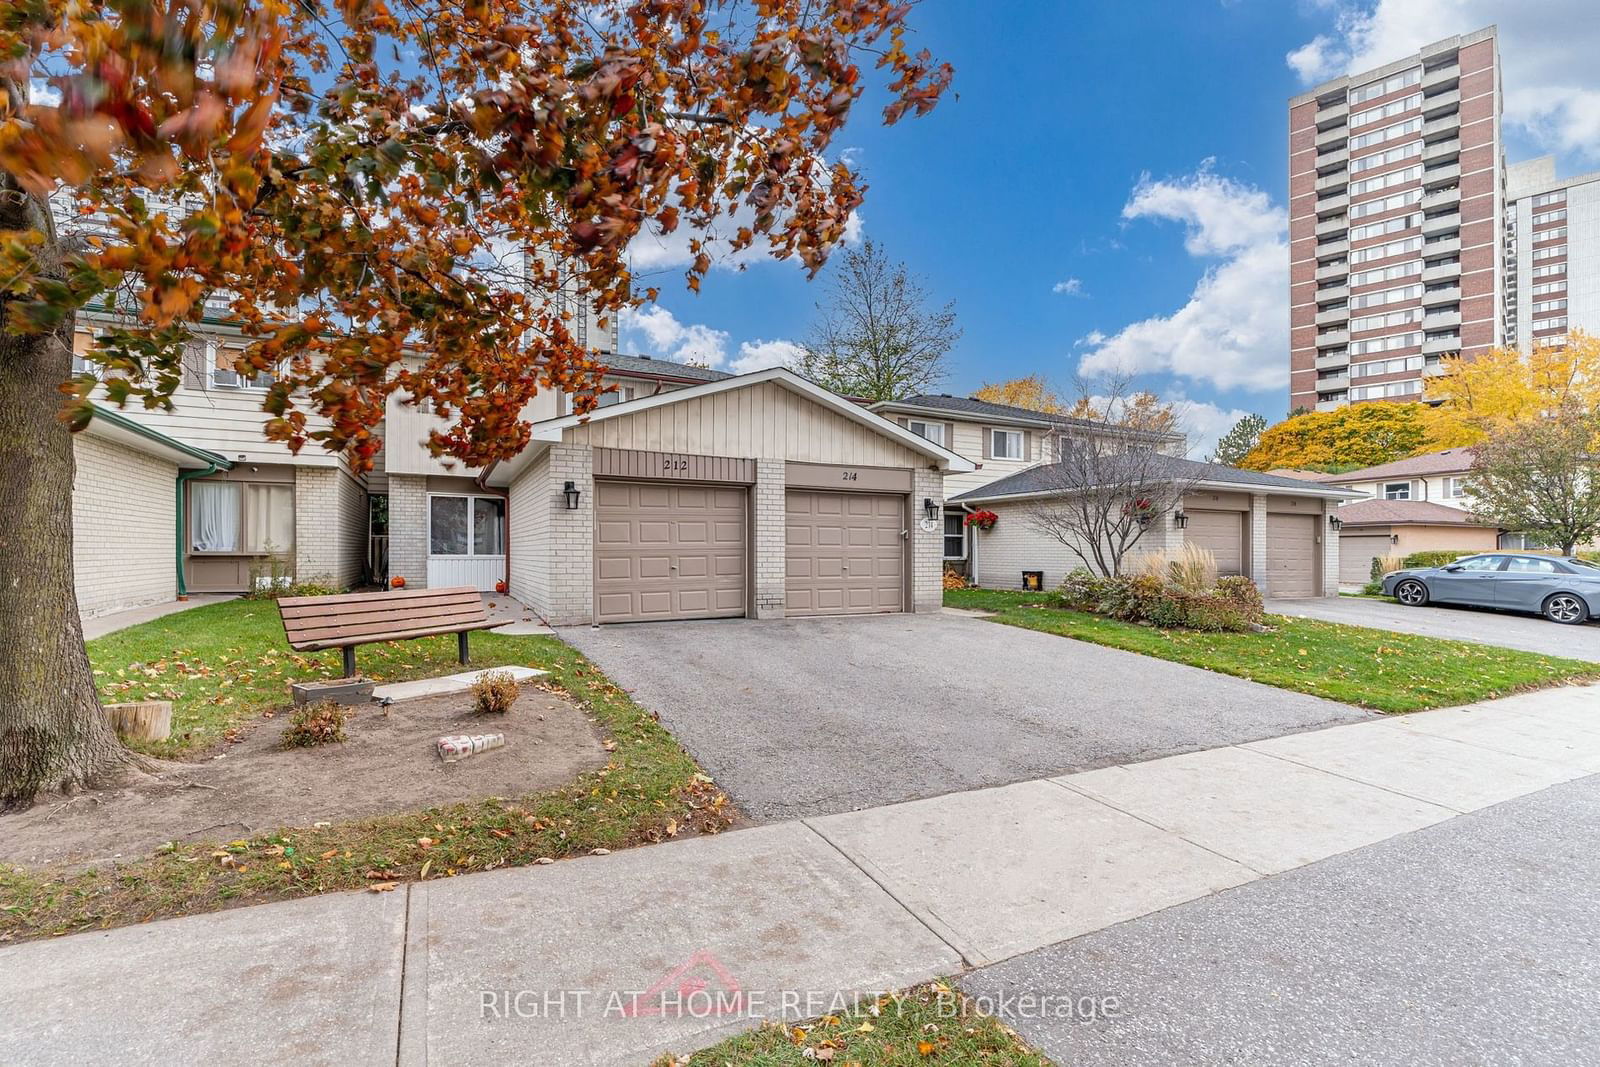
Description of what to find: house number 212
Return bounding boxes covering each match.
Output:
[662,456,689,472]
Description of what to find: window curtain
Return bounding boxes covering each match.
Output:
[473,498,506,556]
[244,484,295,553]
[191,482,240,552]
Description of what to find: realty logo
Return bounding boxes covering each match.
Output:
[621,949,745,1018]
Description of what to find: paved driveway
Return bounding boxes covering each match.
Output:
[560,613,1370,821]
[1268,596,1600,662]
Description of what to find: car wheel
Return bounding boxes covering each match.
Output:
[1395,579,1429,607]
[1543,593,1588,625]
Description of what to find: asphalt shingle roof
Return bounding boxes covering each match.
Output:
[599,353,732,382]
[1334,499,1489,527]
[950,453,1353,503]
[880,393,1183,436]
[1316,448,1476,483]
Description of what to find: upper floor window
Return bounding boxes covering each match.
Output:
[596,384,636,407]
[907,419,946,447]
[193,340,273,390]
[1383,481,1412,500]
[990,429,1023,460]
[1443,476,1467,499]
[1349,67,1420,104]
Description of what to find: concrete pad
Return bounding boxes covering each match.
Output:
[1058,746,1457,875]
[1386,706,1600,772]
[373,664,546,702]
[0,889,406,1066]
[806,780,1257,968]
[1245,720,1585,813]
[397,822,961,1067]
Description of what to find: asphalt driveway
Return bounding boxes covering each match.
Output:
[560,613,1371,821]
[1268,596,1600,662]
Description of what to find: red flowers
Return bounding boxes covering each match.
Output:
[965,509,999,531]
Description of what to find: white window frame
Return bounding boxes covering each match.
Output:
[907,419,946,447]
[427,493,506,559]
[990,429,1024,460]
[1383,481,1412,500]
[942,511,967,561]
[1443,476,1467,499]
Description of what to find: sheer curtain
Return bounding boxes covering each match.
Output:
[244,484,294,553]
[191,482,240,552]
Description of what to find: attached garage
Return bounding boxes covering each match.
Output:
[1339,532,1394,586]
[594,481,747,623]
[1265,512,1318,598]
[1184,510,1245,576]
[490,368,971,626]
[785,490,905,616]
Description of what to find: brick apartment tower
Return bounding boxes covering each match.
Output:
[1288,27,1503,413]
[1504,156,1599,351]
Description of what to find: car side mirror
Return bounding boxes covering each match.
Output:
[1443,564,1464,572]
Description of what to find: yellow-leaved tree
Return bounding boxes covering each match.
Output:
[972,374,1065,413]
[1421,330,1600,444]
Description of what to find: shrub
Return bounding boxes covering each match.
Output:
[471,670,520,715]
[1213,576,1265,624]
[942,566,969,591]
[282,699,349,747]
[1401,550,1464,569]
[1059,568,1108,611]
[1134,544,1218,595]
[244,576,346,601]
[1060,571,1262,633]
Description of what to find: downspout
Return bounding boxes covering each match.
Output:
[474,463,510,595]
[175,461,225,598]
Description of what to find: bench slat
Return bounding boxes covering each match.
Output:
[277,593,484,624]
[285,608,494,645]
[288,618,499,652]
[282,605,488,639]
[277,585,483,609]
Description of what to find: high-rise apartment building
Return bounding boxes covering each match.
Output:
[1288,27,1503,413]
[1504,156,1600,351]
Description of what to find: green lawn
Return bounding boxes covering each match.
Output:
[946,588,1600,713]
[1,599,731,943]
[653,983,1050,1067]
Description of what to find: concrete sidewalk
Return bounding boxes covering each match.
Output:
[79,594,235,640]
[3,684,1597,1066]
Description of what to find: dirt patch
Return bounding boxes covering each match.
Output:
[0,684,608,869]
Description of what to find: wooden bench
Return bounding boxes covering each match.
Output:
[277,586,498,678]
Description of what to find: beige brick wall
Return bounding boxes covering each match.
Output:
[753,460,786,618]
[1321,499,1341,597]
[507,450,551,615]
[543,445,593,625]
[293,466,368,587]
[910,467,944,612]
[971,499,1186,590]
[73,434,179,618]
[1249,494,1269,583]
[387,473,428,589]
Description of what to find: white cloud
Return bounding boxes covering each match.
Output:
[620,305,803,375]
[1077,165,1288,394]
[1287,1,1600,159]
[1052,278,1086,296]
[1172,398,1256,461]
[729,338,804,374]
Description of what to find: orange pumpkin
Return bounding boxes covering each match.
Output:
[390,576,406,589]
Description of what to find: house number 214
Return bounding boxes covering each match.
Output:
[840,471,858,481]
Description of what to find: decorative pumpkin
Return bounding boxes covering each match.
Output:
[494,580,508,594]
[391,576,406,589]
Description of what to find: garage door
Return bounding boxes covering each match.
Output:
[1340,533,1392,586]
[786,491,905,616]
[1265,513,1317,598]
[594,481,747,623]
[1185,510,1244,576]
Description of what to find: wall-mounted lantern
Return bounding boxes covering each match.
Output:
[1173,510,1189,530]
[923,497,939,522]
[563,480,581,510]
[1328,514,1343,532]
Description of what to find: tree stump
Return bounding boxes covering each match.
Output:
[103,701,173,742]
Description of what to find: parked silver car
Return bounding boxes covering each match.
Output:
[1382,553,1600,625]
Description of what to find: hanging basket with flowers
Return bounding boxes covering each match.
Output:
[964,509,999,531]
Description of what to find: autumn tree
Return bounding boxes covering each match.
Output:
[1211,413,1266,466]
[1239,403,1428,472]
[793,238,958,400]
[1466,404,1600,556]
[0,1,949,808]
[1066,390,1181,438]
[972,374,1063,413]
[1421,331,1600,446]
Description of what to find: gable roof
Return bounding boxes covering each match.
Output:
[599,353,732,384]
[485,367,975,486]
[1318,448,1477,483]
[85,404,232,471]
[951,453,1363,503]
[872,393,1183,441]
[1335,499,1494,528]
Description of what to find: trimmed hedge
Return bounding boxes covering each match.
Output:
[1059,569,1265,633]
[1400,550,1465,569]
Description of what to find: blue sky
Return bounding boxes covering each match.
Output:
[621,1,1600,456]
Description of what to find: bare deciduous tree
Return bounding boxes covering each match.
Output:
[1025,378,1199,577]
[794,239,959,401]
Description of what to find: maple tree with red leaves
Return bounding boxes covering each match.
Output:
[0,0,949,808]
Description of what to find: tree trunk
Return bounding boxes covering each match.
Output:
[0,207,137,810]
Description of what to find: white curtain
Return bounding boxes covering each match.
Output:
[244,484,295,553]
[191,482,240,552]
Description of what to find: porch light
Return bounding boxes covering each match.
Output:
[923,498,939,522]
[563,481,581,510]
[1328,515,1343,532]
[1173,510,1189,530]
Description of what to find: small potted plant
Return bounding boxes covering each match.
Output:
[964,509,999,531]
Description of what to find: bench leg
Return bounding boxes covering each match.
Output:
[343,646,356,679]
[458,632,470,666]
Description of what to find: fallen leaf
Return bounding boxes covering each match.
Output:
[917,1041,936,1057]
[590,847,611,856]
[369,882,398,893]
[320,849,339,860]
